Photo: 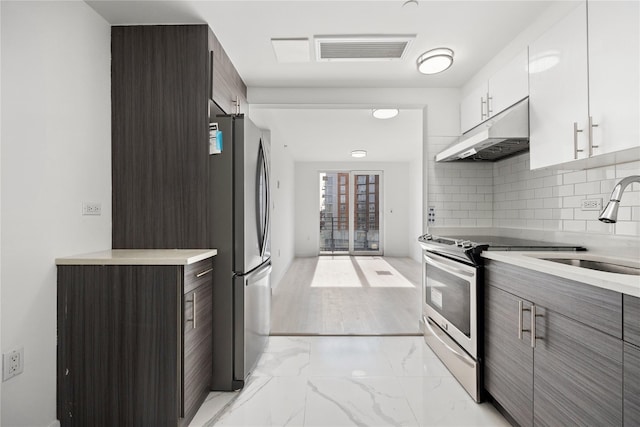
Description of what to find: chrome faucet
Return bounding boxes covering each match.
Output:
[599,175,640,223]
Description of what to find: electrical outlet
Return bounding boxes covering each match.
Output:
[82,202,102,216]
[427,206,436,224]
[581,198,603,211]
[3,347,24,381]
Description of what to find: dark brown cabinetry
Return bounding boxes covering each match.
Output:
[111,24,246,250]
[56,256,213,427]
[484,260,624,426]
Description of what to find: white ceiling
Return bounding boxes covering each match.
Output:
[87,0,555,89]
[86,0,556,162]
[250,108,423,162]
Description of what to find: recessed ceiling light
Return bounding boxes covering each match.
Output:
[372,108,399,119]
[351,150,367,158]
[417,47,454,75]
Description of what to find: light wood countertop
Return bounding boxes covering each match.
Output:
[56,249,217,266]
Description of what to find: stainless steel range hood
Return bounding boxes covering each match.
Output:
[435,98,529,162]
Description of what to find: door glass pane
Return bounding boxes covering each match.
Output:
[352,173,380,252]
[320,172,349,253]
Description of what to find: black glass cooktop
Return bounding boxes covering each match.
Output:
[447,235,585,251]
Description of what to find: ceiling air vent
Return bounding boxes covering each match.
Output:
[314,35,415,62]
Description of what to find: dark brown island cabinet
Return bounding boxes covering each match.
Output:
[56,249,216,427]
[484,260,640,427]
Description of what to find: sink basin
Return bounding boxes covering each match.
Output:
[541,258,640,276]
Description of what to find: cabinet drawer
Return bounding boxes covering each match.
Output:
[485,260,622,338]
[183,281,212,422]
[184,258,213,295]
[623,295,640,347]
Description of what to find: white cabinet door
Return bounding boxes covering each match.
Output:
[529,2,589,169]
[460,81,489,133]
[587,1,639,156]
[488,49,529,116]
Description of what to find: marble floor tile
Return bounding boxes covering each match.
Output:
[305,377,419,427]
[188,391,237,427]
[399,376,510,427]
[213,376,308,427]
[253,337,311,377]
[308,336,395,378]
[378,336,452,377]
[189,336,510,427]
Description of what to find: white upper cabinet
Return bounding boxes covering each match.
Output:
[460,49,529,134]
[488,49,529,120]
[529,1,639,170]
[460,81,489,133]
[587,1,639,156]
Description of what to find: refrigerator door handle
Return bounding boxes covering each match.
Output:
[262,139,271,259]
[256,139,269,258]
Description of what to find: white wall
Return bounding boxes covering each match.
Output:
[294,162,412,258]
[407,156,423,262]
[0,2,3,422]
[267,133,295,289]
[1,2,111,425]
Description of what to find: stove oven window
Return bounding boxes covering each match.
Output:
[425,264,471,337]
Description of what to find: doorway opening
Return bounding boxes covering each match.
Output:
[319,171,383,255]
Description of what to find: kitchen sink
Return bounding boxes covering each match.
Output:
[541,258,640,276]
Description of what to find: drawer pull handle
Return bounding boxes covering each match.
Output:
[518,300,530,340]
[588,116,599,157]
[187,292,197,329]
[573,122,584,159]
[195,268,213,278]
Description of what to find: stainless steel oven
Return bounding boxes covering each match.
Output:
[420,248,482,402]
[418,233,584,403]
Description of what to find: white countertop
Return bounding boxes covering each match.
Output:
[56,249,217,266]
[482,251,640,297]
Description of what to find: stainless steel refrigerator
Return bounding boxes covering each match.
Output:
[210,114,271,390]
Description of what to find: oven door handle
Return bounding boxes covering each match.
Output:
[424,254,475,281]
[423,316,475,368]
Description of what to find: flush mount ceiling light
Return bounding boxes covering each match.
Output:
[372,108,399,119]
[351,150,367,158]
[417,47,454,75]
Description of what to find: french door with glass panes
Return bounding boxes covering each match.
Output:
[319,171,383,255]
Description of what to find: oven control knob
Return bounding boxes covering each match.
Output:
[462,240,473,248]
[424,234,432,240]
[455,240,463,247]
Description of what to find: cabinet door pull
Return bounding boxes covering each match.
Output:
[588,116,600,157]
[480,97,487,120]
[573,122,584,159]
[195,268,213,278]
[487,93,493,116]
[530,305,544,348]
[518,300,531,340]
[530,304,536,348]
[187,292,197,329]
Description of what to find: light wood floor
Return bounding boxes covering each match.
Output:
[271,256,422,336]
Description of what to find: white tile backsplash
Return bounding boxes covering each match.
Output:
[493,155,640,237]
[427,140,640,237]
